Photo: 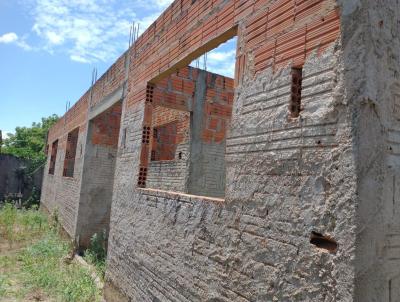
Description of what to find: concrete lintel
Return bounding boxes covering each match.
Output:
[89,85,124,120]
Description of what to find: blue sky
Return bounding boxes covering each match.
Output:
[0,0,236,136]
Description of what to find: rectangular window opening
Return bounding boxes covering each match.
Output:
[138,34,238,199]
[49,140,58,175]
[63,127,79,177]
[290,67,303,118]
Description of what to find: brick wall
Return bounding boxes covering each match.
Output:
[40,0,350,300]
[147,106,190,192]
[40,30,127,239]
[201,73,234,144]
[41,93,89,238]
[91,102,123,147]
[105,0,345,300]
[151,106,190,160]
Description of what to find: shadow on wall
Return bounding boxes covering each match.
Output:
[0,154,43,204]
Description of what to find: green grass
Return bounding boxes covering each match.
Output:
[0,203,48,244]
[0,203,102,301]
[0,275,6,297]
[20,233,100,301]
[84,231,107,280]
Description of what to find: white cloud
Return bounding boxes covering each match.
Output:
[70,54,90,63]
[11,0,238,78]
[0,32,33,50]
[0,32,18,44]
[207,50,236,62]
[208,49,236,78]
[190,38,237,78]
[20,0,174,63]
[133,0,172,10]
[46,31,64,45]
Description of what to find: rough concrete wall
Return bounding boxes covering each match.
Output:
[0,155,25,201]
[227,42,356,300]
[0,154,42,201]
[341,0,400,301]
[105,44,355,301]
[188,71,233,198]
[39,0,371,299]
[188,143,226,198]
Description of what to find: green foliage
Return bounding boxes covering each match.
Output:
[0,205,101,301]
[20,233,99,302]
[0,276,5,297]
[0,203,17,243]
[24,186,41,208]
[0,203,48,245]
[2,114,59,172]
[50,207,60,232]
[84,231,107,279]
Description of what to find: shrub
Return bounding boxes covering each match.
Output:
[84,231,107,279]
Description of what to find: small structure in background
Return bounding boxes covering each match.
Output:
[0,154,43,205]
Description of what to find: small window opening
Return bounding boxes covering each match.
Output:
[63,127,79,177]
[122,128,127,148]
[48,140,58,175]
[310,231,338,253]
[290,67,303,118]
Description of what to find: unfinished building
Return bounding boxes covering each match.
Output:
[40,0,400,301]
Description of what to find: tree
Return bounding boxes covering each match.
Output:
[1,115,59,172]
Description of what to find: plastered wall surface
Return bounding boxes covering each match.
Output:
[40,0,400,300]
[342,0,400,301]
